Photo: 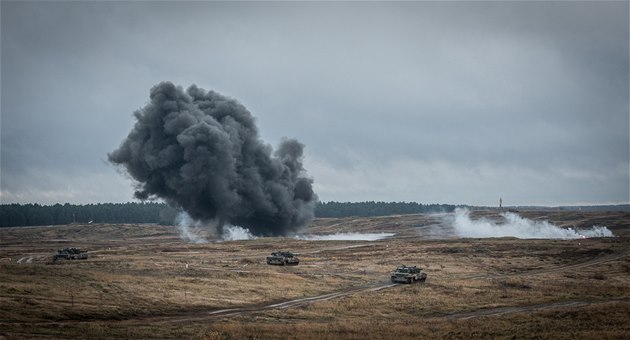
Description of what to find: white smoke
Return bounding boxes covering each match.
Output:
[175,212,257,242]
[297,232,395,241]
[174,212,209,243]
[451,208,613,239]
[221,225,257,241]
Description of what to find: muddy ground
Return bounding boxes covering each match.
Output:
[0,209,629,339]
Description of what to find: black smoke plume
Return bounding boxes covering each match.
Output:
[108,82,317,236]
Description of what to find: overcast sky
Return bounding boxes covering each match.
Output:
[1,1,628,207]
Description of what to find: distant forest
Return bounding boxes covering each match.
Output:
[315,201,457,217]
[0,202,166,227]
[2,201,626,228]
[0,201,458,227]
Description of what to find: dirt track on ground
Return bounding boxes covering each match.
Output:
[434,298,630,320]
[3,211,629,338]
[462,246,630,281]
[125,281,398,324]
[131,245,630,325]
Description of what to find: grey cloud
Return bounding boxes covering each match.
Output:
[1,1,627,206]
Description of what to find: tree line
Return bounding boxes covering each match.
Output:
[315,201,458,217]
[0,202,165,227]
[0,201,458,227]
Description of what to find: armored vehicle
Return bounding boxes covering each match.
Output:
[266,251,299,266]
[390,265,427,284]
[53,248,88,262]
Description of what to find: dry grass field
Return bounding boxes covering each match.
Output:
[1,210,629,339]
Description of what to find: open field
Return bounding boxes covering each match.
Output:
[1,210,629,339]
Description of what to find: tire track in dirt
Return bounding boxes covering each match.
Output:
[129,281,399,324]
[8,252,628,329]
[435,301,589,320]
[123,248,630,325]
[429,297,630,321]
[8,293,629,331]
[461,248,630,281]
[137,283,629,325]
[16,256,33,264]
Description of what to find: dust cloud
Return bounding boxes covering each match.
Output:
[449,208,613,239]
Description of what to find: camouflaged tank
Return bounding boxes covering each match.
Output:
[266,251,299,266]
[390,265,427,284]
[53,248,88,262]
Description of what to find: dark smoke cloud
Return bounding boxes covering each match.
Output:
[108,82,317,236]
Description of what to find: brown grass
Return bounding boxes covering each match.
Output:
[1,210,629,338]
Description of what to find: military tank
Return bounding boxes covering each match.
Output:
[266,251,299,266]
[53,248,88,262]
[390,265,427,284]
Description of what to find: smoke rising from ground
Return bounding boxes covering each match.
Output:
[174,212,209,243]
[175,211,256,242]
[451,208,613,239]
[221,225,257,241]
[109,82,317,236]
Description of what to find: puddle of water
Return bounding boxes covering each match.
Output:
[296,232,395,241]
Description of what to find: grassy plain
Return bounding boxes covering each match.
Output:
[0,210,629,339]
